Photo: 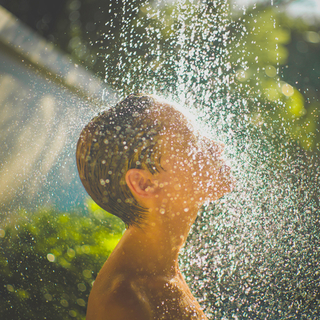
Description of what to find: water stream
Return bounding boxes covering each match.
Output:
[100,1,320,318]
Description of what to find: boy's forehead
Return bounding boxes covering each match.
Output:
[155,101,197,134]
[154,100,216,142]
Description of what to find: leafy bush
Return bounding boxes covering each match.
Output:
[0,200,125,320]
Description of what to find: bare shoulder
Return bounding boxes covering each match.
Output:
[86,268,207,320]
[86,274,152,320]
[150,274,208,320]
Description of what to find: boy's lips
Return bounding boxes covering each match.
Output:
[214,156,229,172]
[207,145,224,158]
[219,163,236,191]
[219,163,231,175]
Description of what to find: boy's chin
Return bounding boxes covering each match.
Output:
[193,174,236,203]
[206,179,235,201]
[225,175,236,193]
[218,166,236,193]
[220,178,236,197]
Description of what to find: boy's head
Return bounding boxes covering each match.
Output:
[76,93,234,228]
[76,93,167,227]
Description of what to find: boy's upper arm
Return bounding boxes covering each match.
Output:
[86,279,152,320]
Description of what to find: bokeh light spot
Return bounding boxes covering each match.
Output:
[67,248,76,258]
[6,284,14,292]
[44,293,53,301]
[265,65,277,77]
[281,83,294,96]
[82,269,92,278]
[47,253,55,262]
[304,31,320,43]
[60,299,69,307]
[69,310,77,317]
[77,283,86,292]
[76,298,86,307]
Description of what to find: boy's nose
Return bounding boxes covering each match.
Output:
[201,137,224,157]
[211,141,224,157]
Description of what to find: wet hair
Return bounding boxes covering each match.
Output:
[76,93,165,228]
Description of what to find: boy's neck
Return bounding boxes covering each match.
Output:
[112,205,199,278]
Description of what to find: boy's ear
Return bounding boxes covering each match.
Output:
[125,169,158,198]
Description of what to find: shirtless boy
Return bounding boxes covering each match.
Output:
[76,93,234,320]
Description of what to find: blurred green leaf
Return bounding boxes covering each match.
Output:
[0,201,125,320]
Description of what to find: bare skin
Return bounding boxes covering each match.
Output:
[86,104,234,320]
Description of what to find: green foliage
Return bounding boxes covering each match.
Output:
[229,7,320,152]
[0,199,125,320]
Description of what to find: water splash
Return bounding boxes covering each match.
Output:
[100,0,320,318]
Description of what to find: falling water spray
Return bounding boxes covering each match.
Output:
[100,0,320,318]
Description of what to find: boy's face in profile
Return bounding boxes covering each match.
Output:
[76,94,234,229]
[150,102,234,211]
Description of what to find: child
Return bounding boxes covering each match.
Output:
[76,93,234,320]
